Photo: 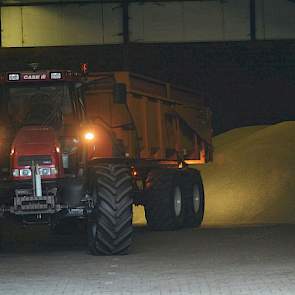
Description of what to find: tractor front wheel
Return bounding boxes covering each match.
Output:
[87,163,133,255]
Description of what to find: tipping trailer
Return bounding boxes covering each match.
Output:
[0,69,212,255]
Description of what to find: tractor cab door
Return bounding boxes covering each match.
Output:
[60,82,85,174]
[63,82,85,126]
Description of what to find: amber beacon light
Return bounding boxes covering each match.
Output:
[84,131,95,141]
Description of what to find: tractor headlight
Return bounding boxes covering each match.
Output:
[51,167,58,175]
[20,169,32,177]
[12,169,19,177]
[39,167,51,176]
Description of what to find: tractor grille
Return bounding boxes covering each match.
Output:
[18,155,52,166]
[14,195,55,212]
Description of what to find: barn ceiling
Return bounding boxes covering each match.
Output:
[0,0,119,5]
[0,0,213,6]
[1,0,295,6]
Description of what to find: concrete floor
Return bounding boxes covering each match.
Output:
[0,224,295,295]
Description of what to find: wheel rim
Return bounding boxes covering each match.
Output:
[173,186,182,217]
[192,184,201,213]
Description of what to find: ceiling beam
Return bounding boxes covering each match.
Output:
[0,0,219,7]
[250,0,256,41]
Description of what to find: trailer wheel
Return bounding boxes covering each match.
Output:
[144,169,185,230]
[182,169,205,228]
[87,164,133,255]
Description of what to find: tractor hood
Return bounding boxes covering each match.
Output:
[12,126,59,156]
[10,126,63,180]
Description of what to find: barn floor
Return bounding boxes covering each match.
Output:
[1,224,295,295]
[1,122,295,295]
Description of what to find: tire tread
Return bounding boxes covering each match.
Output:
[88,164,133,255]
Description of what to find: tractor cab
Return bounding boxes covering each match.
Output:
[0,70,85,180]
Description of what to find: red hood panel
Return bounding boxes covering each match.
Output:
[14,126,57,146]
[16,144,55,156]
[11,126,63,180]
[12,126,58,160]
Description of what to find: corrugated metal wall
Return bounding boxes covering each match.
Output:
[256,0,295,40]
[1,3,122,46]
[1,0,295,47]
[130,0,250,42]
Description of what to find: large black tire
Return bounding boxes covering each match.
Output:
[182,169,205,228]
[87,164,133,255]
[144,169,185,231]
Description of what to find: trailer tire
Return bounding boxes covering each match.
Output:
[182,169,205,228]
[87,164,133,255]
[144,169,185,231]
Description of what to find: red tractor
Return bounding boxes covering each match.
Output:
[0,68,212,255]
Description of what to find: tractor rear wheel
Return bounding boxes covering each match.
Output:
[87,163,133,255]
[144,169,185,231]
[182,169,205,228]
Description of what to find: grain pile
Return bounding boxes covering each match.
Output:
[202,121,295,225]
[133,121,295,226]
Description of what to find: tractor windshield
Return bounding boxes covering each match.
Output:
[6,83,72,129]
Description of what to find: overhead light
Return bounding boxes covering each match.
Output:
[50,72,62,80]
[8,73,20,81]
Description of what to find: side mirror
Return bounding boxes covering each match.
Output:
[113,83,127,104]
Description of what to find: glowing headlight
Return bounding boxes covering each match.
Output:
[12,169,19,177]
[84,132,95,141]
[39,167,51,176]
[20,169,32,177]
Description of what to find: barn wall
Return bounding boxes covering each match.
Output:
[0,1,294,133]
[129,0,250,43]
[256,0,295,40]
[2,0,295,47]
[1,3,122,47]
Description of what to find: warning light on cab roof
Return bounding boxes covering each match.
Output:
[50,72,62,80]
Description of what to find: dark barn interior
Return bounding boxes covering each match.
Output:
[1,40,294,134]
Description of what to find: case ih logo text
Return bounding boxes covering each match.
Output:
[23,74,47,80]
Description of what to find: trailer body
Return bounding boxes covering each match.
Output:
[85,71,212,165]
